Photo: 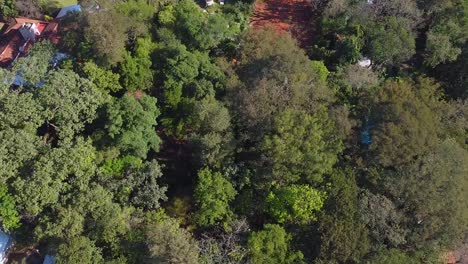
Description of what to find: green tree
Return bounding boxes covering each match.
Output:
[12,138,97,216]
[194,168,236,227]
[368,17,416,66]
[56,236,104,264]
[265,185,325,224]
[0,185,20,231]
[318,170,369,263]
[146,217,199,264]
[424,0,468,67]
[84,10,129,66]
[189,96,233,167]
[230,28,334,143]
[262,109,342,185]
[104,94,161,159]
[37,69,104,141]
[13,40,55,85]
[120,37,154,91]
[82,62,122,93]
[128,160,168,210]
[363,249,419,264]
[0,87,42,180]
[0,0,17,18]
[370,78,442,167]
[247,224,304,264]
[384,139,468,249]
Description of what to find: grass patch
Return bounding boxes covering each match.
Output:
[40,0,77,13]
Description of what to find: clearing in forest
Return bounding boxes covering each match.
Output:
[250,0,315,47]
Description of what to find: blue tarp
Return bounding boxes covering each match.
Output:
[43,255,56,264]
[56,4,82,19]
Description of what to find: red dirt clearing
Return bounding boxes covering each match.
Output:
[250,0,315,47]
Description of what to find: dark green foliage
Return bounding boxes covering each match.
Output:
[104,94,161,159]
[0,0,17,18]
[363,249,419,264]
[189,95,233,167]
[369,78,442,167]
[367,17,416,66]
[384,139,468,249]
[318,170,369,263]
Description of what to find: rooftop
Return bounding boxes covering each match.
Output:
[0,17,59,67]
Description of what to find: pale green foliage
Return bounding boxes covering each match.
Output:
[128,160,168,210]
[12,138,97,216]
[0,185,20,231]
[82,62,122,93]
[359,190,407,247]
[194,168,236,227]
[56,236,104,264]
[265,184,325,224]
[0,89,42,181]
[263,109,342,185]
[146,217,200,264]
[247,224,304,264]
[105,94,161,159]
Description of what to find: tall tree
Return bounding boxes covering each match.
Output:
[369,78,442,167]
[262,109,342,185]
[247,224,304,264]
[104,94,161,159]
[194,168,237,227]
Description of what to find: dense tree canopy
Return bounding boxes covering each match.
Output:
[0,0,466,263]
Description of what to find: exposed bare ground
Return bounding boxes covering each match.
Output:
[250,0,315,47]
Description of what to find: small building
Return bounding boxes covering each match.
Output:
[0,231,13,264]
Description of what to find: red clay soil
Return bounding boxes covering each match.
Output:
[250,0,315,47]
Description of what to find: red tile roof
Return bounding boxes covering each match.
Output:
[0,17,60,67]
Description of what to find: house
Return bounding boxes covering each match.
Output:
[0,17,59,67]
[0,231,13,264]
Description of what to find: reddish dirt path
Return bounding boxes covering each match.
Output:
[250,0,315,47]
